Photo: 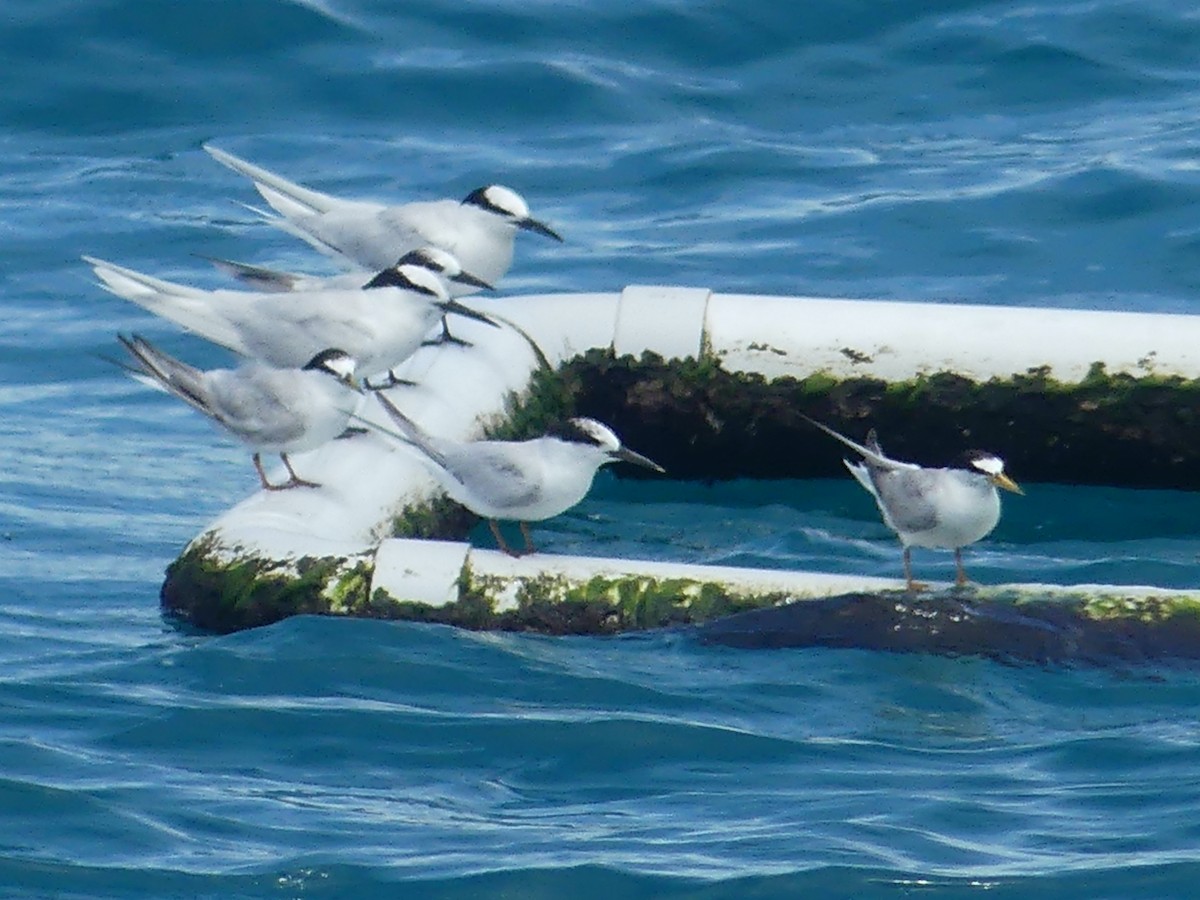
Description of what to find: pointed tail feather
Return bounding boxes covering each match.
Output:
[198,254,301,292]
[117,334,214,417]
[843,459,876,494]
[799,414,914,472]
[253,181,329,223]
[236,189,356,263]
[204,144,339,217]
[84,256,210,301]
[97,351,170,394]
[85,257,247,355]
[370,393,450,470]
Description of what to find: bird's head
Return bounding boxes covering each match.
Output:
[552,417,665,473]
[462,185,563,242]
[303,348,358,389]
[394,246,494,291]
[963,450,1023,495]
[363,262,450,300]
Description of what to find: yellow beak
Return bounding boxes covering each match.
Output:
[991,472,1024,495]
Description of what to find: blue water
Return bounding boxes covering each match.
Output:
[4,0,1200,896]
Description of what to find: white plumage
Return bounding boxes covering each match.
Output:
[86,255,497,384]
[372,393,664,556]
[117,336,361,491]
[204,145,562,287]
[804,416,1023,590]
[202,245,494,297]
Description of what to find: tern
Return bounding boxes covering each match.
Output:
[117,335,360,491]
[201,245,494,297]
[85,255,499,387]
[372,392,664,556]
[204,144,563,286]
[201,246,495,348]
[803,416,1023,591]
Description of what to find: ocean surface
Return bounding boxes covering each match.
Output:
[3,0,1200,896]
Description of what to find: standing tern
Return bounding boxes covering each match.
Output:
[203,144,563,286]
[85,256,499,387]
[372,393,665,556]
[803,416,1023,591]
[117,335,360,491]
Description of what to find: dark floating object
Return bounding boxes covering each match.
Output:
[695,590,1200,667]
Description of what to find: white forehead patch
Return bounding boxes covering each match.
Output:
[323,351,357,381]
[484,185,530,220]
[971,454,1005,476]
[397,263,449,300]
[414,246,461,275]
[569,417,620,452]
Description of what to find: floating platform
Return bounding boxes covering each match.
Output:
[160,286,1200,662]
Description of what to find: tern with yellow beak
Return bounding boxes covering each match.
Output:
[802,416,1023,591]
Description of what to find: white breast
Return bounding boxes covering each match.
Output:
[903,473,1002,550]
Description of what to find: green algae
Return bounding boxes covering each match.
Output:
[387,493,477,541]
[342,565,789,636]
[484,360,579,442]
[162,532,1200,660]
[457,567,787,634]
[160,535,374,633]
[562,350,1200,488]
[325,559,375,614]
[1080,592,1200,624]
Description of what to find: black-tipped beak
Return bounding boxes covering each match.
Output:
[519,217,563,242]
[991,472,1024,496]
[450,270,495,291]
[614,446,665,474]
[439,299,501,328]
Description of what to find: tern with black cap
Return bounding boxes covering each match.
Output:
[370,393,664,556]
[803,415,1023,591]
[116,336,360,491]
[204,144,562,287]
[86,255,499,388]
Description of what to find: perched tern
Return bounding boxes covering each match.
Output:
[372,393,664,556]
[117,335,360,491]
[803,416,1023,591]
[203,144,563,286]
[201,245,494,297]
[86,256,499,387]
[202,246,495,348]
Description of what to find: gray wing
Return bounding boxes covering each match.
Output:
[204,367,308,446]
[225,291,423,373]
[863,464,941,534]
[296,204,426,272]
[439,443,544,510]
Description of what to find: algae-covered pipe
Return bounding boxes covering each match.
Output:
[160,286,1200,641]
[167,537,1200,665]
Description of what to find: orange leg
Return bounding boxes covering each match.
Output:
[254,453,319,491]
[954,547,969,587]
[903,547,929,593]
[280,454,320,489]
[519,521,537,555]
[489,520,519,556]
[253,453,282,491]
